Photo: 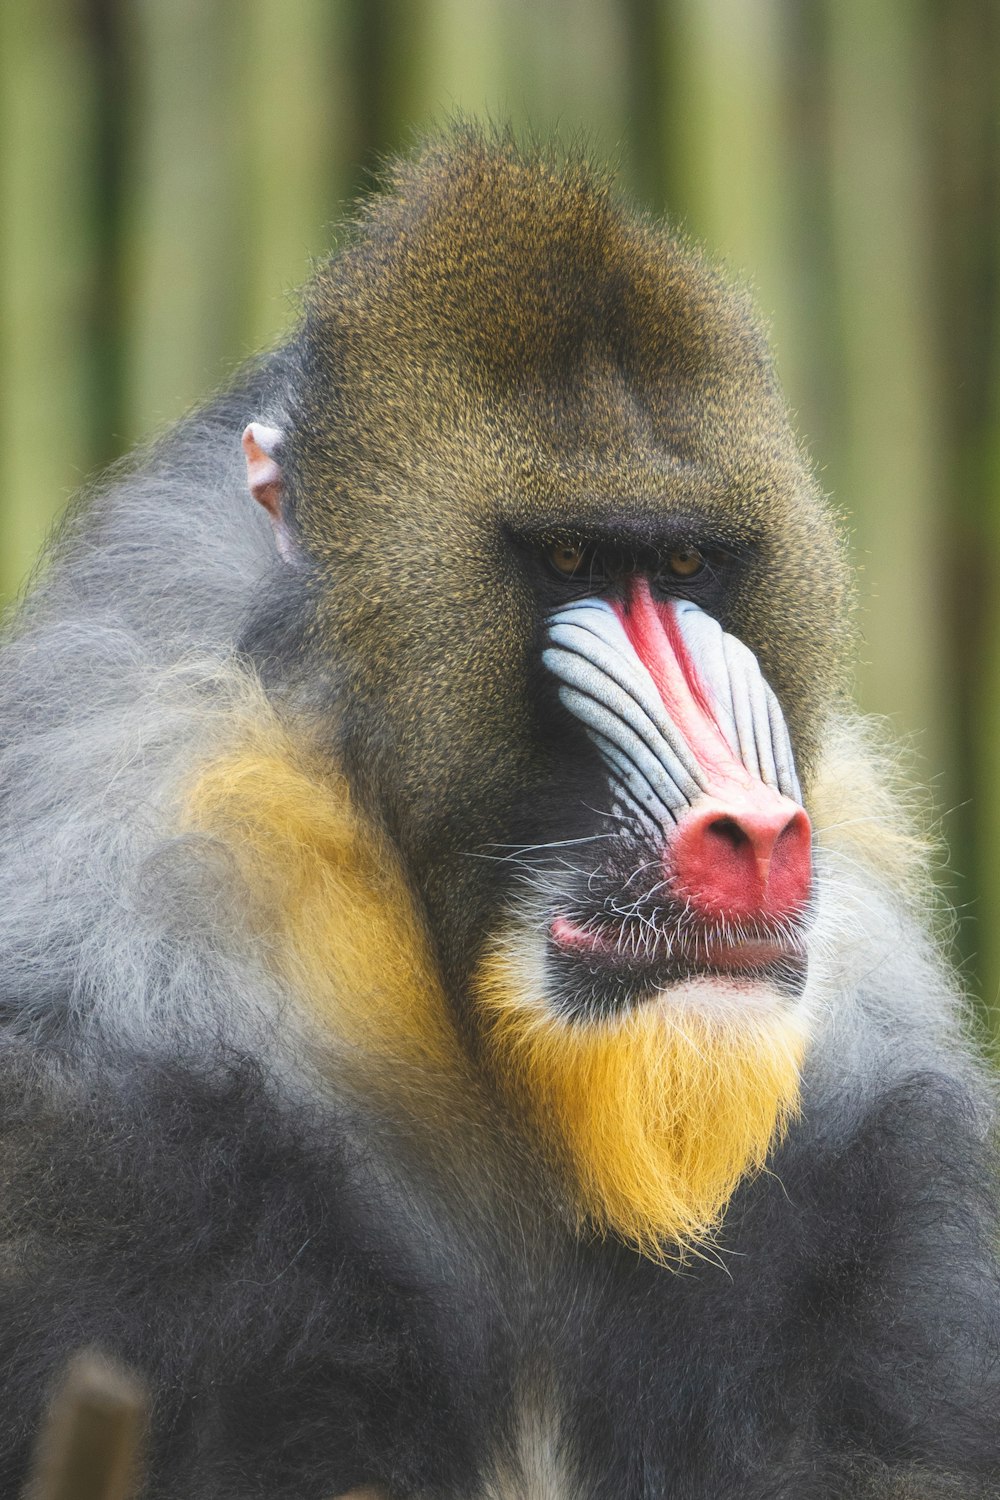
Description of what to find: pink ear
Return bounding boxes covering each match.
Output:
[242,422,283,517]
[242,423,297,564]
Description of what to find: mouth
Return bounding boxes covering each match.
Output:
[548,909,809,1011]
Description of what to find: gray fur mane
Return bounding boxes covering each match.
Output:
[0,358,299,1059]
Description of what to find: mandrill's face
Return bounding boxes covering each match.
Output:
[283,138,851,1252]
[296,463,826,1255]
[530,553,811,1018]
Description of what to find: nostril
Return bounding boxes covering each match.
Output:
[706,816,751,852]
[775,812,806,852]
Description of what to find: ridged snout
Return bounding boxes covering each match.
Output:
[543,590,812,924]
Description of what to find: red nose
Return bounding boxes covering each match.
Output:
[669,792,812,921]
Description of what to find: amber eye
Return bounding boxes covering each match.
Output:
[547,541,587,577]
[665,546,706,579]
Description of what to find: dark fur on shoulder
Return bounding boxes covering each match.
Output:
[3,1047,997,1498]
[0,1045,482,1499]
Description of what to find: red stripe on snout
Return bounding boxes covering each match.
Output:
[611,579,747,792]
[610,579,811,921]
[632,583,717,723]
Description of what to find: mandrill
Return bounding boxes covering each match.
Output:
[0,130,998,1500]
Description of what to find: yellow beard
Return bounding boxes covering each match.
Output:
[475,942,808,1259]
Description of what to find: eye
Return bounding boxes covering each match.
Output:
[664,546,706,580]
[546,540,588,578]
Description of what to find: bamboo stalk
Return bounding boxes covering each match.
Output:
[238,0,350,352]
[823,0,949,789]
[0,0,97,599]
[415,0,506,125]
[373,0,630,175]
[657,0,809,409]
[491,0,630,160]
[967,0,1000,1042]
[23,1352,147,1500]
[119,0,243,443]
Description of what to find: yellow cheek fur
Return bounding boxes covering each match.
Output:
[475,944,807,1260]
[180,734,456,1075]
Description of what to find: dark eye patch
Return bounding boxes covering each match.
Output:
[507,514,755,614]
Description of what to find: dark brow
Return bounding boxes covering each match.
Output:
[508,510,757,563]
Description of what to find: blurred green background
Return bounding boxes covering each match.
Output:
[2,0,999,1035]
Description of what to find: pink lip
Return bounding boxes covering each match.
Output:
[695,937,800,971]
[550,915,620,958]
[549,915,802,974]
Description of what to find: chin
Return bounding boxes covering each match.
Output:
[652,971,808,1024]
[473,920,811,1259]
